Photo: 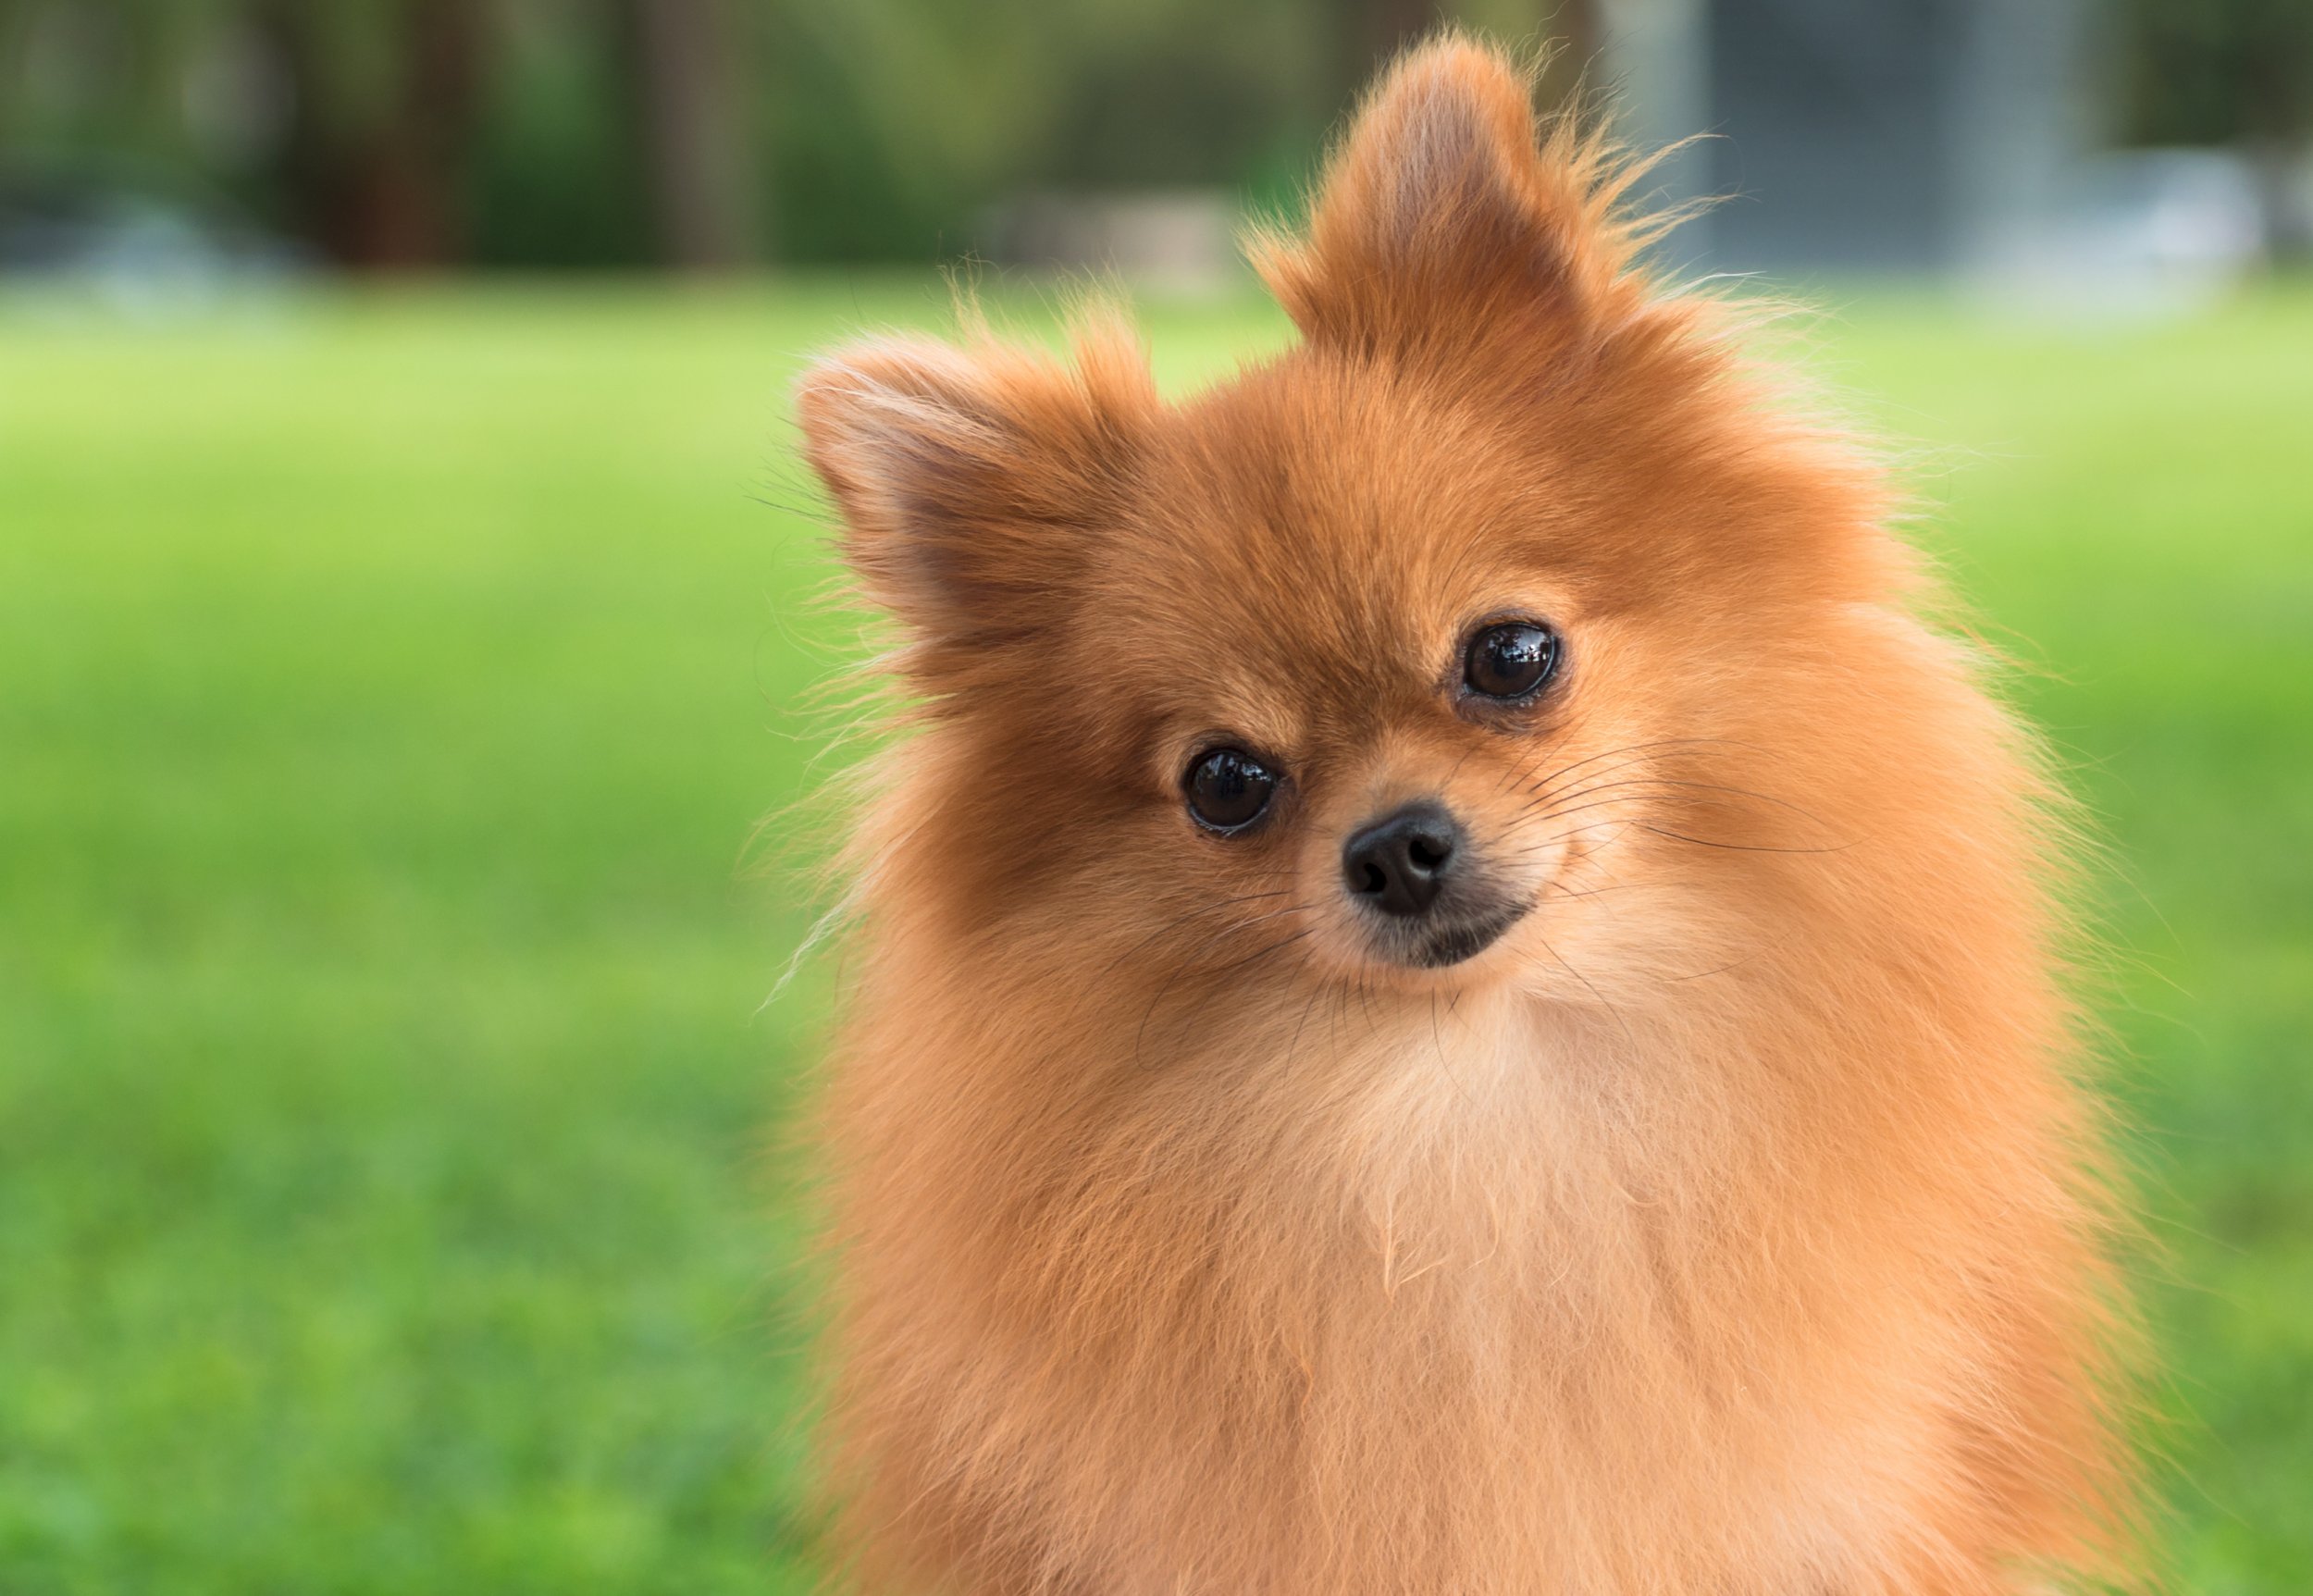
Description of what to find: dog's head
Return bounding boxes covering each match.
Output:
[798,41,1908,1015]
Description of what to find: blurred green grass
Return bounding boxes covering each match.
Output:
[0,281,2307,1592]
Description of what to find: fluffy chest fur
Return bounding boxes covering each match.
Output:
[815,835,2107,1595]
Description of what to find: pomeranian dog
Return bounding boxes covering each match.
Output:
[792,37,2135,1596]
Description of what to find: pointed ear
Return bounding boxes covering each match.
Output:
[1251,37,1640,361]
[795,316,1154,674]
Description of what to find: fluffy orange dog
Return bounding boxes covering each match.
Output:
[795,38,2134,1596]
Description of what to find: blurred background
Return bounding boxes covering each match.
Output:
[2,2,2308,1591]
[4,0,2310,295]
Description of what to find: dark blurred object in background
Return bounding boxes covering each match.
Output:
[0,0,2307,286]
[2119,0,2313,259]
[1684,0,2088,278]
[1610,0,2296,306]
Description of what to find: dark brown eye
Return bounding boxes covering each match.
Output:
[1463,620,1561,700]
[1184,748,1278,834]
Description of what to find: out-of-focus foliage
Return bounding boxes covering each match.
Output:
[2115,0,2313,147]
[757,0,1340,262]
[0,0,1367,267]
[16,0,2307,272]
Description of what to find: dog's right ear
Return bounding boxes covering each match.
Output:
[1250,36,1651,367]
[795,318,1154,677]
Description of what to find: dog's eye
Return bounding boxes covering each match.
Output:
[1463,620,1561,700]
[1184,749,1278,834]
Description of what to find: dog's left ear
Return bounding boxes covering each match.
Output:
[1252,36,1641,363]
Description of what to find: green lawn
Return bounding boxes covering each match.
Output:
[1,279,2307,1592]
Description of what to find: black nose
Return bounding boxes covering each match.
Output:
[1342,802,1462,918]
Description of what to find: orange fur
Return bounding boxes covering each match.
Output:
[792,38,2136,1595]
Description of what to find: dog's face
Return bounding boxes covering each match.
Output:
[800,47,1893,1012]
[1093,368,1646,988]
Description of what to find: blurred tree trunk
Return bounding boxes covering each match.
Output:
[1333,1,1602,118]
[2240,3,2313,265]
[1440,0,1602,110]
[626,0,757,270]
[263,0,487,269]
[1534,0,1600,114]
[2246,141,2312,264]
[1348,0,1443,85]
[1319,0,1441,129]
